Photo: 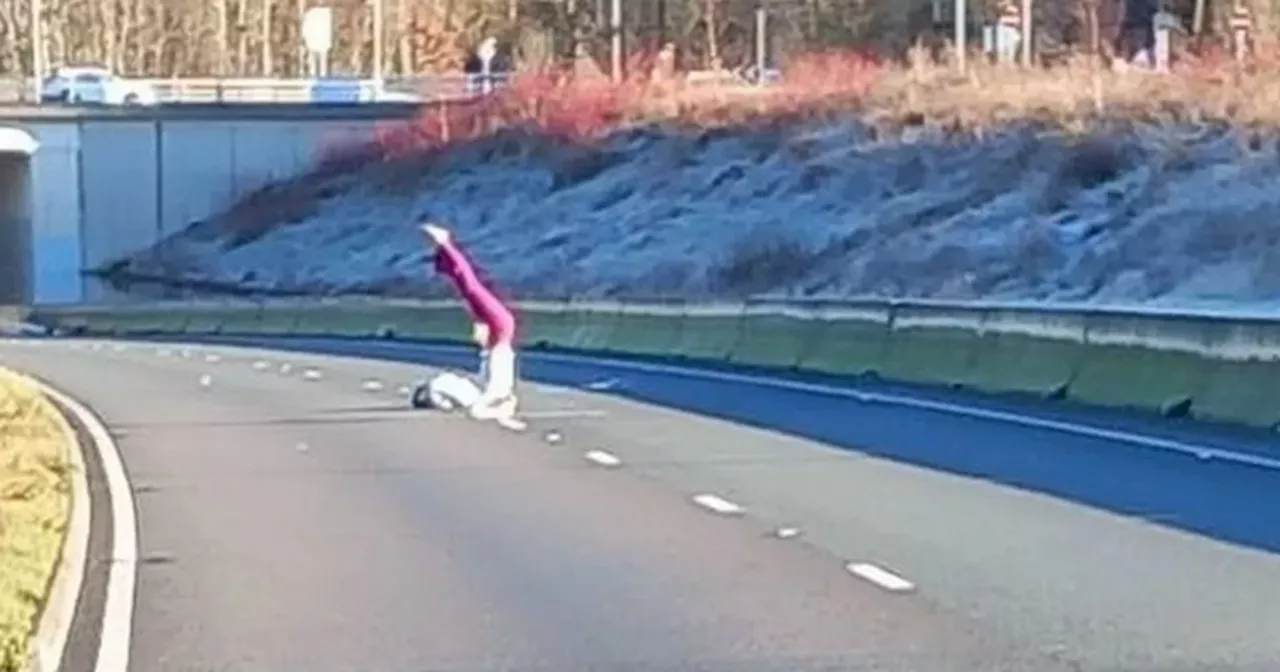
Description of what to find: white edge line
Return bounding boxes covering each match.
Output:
[584,449,622,467]
[26,374,90,672]
[520,409,607,420]
[692,493,743,515]
[846,562,915,592]
[369,344,1280,472]
[34,380,137,672]
[493,416,529,432]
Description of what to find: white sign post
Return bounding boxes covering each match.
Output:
[302,7,333,77]
[477,36,497,94]
[1152,11,1181,73]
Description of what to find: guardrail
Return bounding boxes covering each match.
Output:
[0,74,514,104]
[0,69,763,104]
[145,74,513,103]
[18,297,1280,432]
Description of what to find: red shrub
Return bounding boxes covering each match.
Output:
[313,48,886,176]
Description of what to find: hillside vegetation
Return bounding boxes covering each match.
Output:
[103,52,1280,309]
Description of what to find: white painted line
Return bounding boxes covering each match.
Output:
[33,379,138,672]
[367,343,1280,473]
[252,360,269,371]
[362,379,384,392]
[26,375,90,672]
[584,449,622,467]
[396,385,411,396]
[204,354,220,363]
[774,526,801,539]
[302,369,323,381]
[278,363,292,374]
[199,375,213,388]
[585,377,621,391]
[846,562,915,593]
[519,409,607,420]
[692,493,744,515]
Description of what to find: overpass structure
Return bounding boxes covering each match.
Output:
[0,103,422,306]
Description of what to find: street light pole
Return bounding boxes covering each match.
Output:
[754,4,766,85]
[1020,0,1033,66]
[372,0,383,80]
[609,0,623,81]
[954,0,966,71]
[30,0,46,101]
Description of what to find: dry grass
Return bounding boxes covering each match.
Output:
[0,370,72,672]
[332,46,1280,171]
[866,47,1280,136]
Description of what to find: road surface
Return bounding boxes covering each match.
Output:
[2,336,1278,672]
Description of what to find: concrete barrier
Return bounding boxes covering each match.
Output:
[23,298,1280,433]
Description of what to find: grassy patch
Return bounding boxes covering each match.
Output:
[0,370,72,672]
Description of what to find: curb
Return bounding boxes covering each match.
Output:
[15,370,137,672]
[9,371,90,672]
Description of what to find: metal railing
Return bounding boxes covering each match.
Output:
[0,69,766,106]
[0,73,515,105]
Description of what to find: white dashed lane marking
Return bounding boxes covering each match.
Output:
[584,450,622,467]
[846,562,915,593]
[691,493,744,515]
[773,527,801,539]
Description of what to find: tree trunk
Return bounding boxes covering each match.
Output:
[236,0,249,73]
[261,0,272,75]
[704,0,719,67]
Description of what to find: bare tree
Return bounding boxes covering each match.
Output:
[1,0,1274,80]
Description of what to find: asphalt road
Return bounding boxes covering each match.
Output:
[2,337,1279,672]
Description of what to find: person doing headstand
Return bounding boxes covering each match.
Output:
[421,221,520,419]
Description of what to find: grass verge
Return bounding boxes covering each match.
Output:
[0,369,72,672]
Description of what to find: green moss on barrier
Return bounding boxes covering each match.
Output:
[669,307,744,362]
[605,308,684,356]
[878,311,984,386]
[564,305,618,350]
[963,329,1082,398]
[518,304,575,349]
[730,307,820,370]
[1195,359,1280,428]
[797,306,891,376]
[1067,346,1210,417]
[384,305,466,341]
[210,306,263,334]
[181,310,225,335]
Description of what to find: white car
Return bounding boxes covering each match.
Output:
[40,66,158,106]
